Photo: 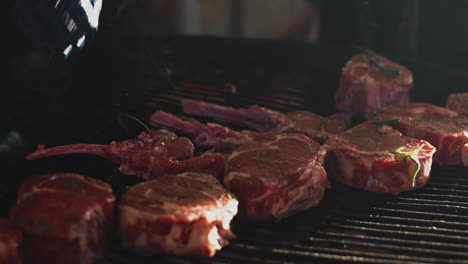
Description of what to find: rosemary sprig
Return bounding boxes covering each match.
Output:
[117,113,151,134]
[395,144,425,187]
[364,50,401,77]
[319,116,330,130]
[370,118,400,126]
[365,115,400,127]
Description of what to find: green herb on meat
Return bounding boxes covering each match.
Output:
[117,112,151,134]
[395,144,425,187]
[371,118,400,126]
[365,115,400,127]
[364,50,401,77]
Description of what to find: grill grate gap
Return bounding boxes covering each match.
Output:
[117,53,468,264]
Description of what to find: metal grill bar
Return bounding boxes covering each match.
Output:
[324,222,468,243]
[336,218,468,236]
[310,235,468,257]
[383,197,468,206]
[229,243,443,264]
[315,231,468,258]
[409,193,468,202]
[330,212,468,230]
[110,49,468,264]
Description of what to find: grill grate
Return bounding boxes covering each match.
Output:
[4,39,468,264]
[113,65,468,264]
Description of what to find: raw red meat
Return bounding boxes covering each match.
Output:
[463,144,468,167]
[151,111,328,221]
[181,99,352,143]
[376,103,468,166]
[26,130,226,179]
[323,121,436,194]
[286,111,353,142]
[224,132,327,221]
[336,52,413,115]
[150,110,256,153]
[10,173,115,264]
[119,172,238,257]
[447,92,468,117]
[149,111,206,139]
[0,218,23,264]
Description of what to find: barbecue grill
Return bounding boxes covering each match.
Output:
[2,36,468,264]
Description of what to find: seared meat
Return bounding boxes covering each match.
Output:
[323,121,436,194]
[336,52,413,115]
[225,132,327,221]
[150,111,328,221]
[26,130,226,179]
[181,99,352,143]
[447,92,468,117]
[119,172,238,257]
[10,173,115,264]
[0,218,23,264]
[150,110,256,153]
[376,103,468,166]
[464,144,468,166]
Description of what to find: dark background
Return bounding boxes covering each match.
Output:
[317,0,468,70]
[2,2,468,263]
[3,0,468,155]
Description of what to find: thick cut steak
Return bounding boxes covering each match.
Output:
[119,172,238,257]
[10,173,115,264]
[323,121,436,194]
[336,52,413,115]
[181,99,352,143]
[447,92,468,117]
[0,219,23,264]
[151,111,328,220]
[224,132,327,221]
[464,145,468,166]
[26,130,226,179]
[376,103,468,166]
[286,111,353,143]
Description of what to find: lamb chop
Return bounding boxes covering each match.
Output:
[335,51,413,115]
[10,173,115,264]
[181,99,352,143]
[323,121,436,195]
[150,110,328,221]
[119,172,238,257]
[26,130,226,179]
[447,92,468,117]
[150,110,257,153]
[376,103,468,166]
[0,218,23,264]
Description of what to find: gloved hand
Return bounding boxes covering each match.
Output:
[15,0,102,58]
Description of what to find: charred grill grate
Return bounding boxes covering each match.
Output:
[108,68,468,264]
[3,39,468,264]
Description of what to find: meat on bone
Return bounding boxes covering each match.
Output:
[26,130,226,179]
[10,173,115,264]
[336,51,413,115]
[181,99,352,143]
[150,110,328,221]
[0,218,23,264]
[150,110,256,153]
[376,103,468,166]
[447,92,468,117]
[323,121,436,194]
[119,172,238,257]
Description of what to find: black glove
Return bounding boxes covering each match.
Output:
[15,0,102,58]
